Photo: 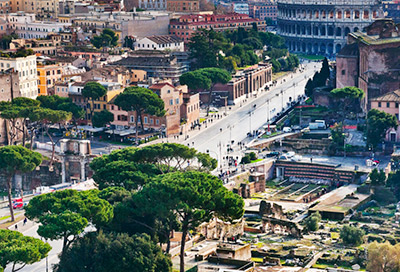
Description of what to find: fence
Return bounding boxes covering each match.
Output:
[36,142,61,153]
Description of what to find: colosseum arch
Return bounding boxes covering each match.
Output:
[314,26,319,35]
[302,42,306,52]
[354,27,359,32]
[344,27,350,36]
[328,26,334,36]
[320,43,326,54]
[313,43,319,53]
[320,25,326,36]
[335,44,342,53]
[336,27,342,36]
[354,10,360,19]
[307,43,312,53]
[277,0,379,57]
[327,43,334,54]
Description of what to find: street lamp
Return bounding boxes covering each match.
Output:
[227,124,234,144]
[248,111,253,136]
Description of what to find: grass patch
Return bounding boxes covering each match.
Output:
[296,54,325,61]
[272,71,288,81]
[261,131,280,139]
[250,159,263,163]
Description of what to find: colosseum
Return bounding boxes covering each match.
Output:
[277,0,383,57]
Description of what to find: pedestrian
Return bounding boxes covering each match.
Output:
[15,224,18,230]
[23,217,27,225]
[310,157,313,163]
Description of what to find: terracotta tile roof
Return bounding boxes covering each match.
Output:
[371,89,400,102]
[149,82,175,89]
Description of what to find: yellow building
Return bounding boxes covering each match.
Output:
[86,81,123,121]
[37,63,62,96]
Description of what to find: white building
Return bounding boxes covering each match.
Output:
[0,55,38,99]
[5,12,71,39]
[134,35,184,51]
[232,3,249,15]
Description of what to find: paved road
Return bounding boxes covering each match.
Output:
[182,61,321,166]
[4,221,63,272]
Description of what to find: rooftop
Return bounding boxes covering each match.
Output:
[371,89,400,102]
[142,35,182,45]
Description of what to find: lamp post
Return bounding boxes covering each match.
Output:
[227,124,234,144]
[248,111,253,136]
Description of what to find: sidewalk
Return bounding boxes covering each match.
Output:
[143,70,299,147]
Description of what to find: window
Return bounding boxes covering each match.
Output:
[396,103,399,108]
[144,117,148,124]
[176,98,179,104]
[150,119,154,124]
[378,102,381,107]
[169,99,173,105]
[387,102,390,108]
[156,119,159,125]
[341,70,345,75]
[130,115,134,123]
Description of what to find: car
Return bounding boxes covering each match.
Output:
[283,127,292,133]
[266,151,280,158]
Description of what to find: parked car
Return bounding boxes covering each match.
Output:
[266,151,280,158]
[283,127,292,133]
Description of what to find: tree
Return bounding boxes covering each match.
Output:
[188,29,228,69]
[89,144,217,189]
[37,95,84,127]
[182,68,231,116]
[137,171,244,272]
[25,189,113,255]
[0,146,42,222]
[91,28,118,50]
[35,108,72,166]
[330,87,365,121]
[0,97,40,146]
[320,57,330,80]
[82,82,107,125]
[92,109,114,128]
[0,229,51,272]
[369,168,386,186]
[367,242,400,272]
[304,212,321,231]
[0,34,18,50]
[56,232,171,272]
[114,87,165,144]
[367,109,398,149]
[386,171,400,200]
[340,225,365,246]
[179,71,212,92]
